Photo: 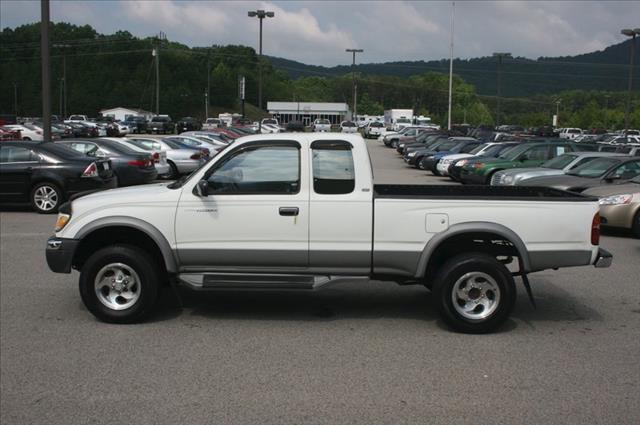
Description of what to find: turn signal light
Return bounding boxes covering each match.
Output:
[54,213,71,232]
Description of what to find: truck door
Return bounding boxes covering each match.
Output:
[175,141,309,269]
[308,140,373,274]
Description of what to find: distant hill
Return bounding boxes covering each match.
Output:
[266,39,640,97]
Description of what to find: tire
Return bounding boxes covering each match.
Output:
[23,137,32,141]
[30,182,62,214]
[432,252,516,334]
[632,211,640,239]
[166,160,179,179]
[79,245,160,324]
[485,170,500,185]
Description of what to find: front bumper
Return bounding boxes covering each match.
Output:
[422,157,439,172]
[594,248,613,268]
[459,168,487,184]
[46,237,80,273]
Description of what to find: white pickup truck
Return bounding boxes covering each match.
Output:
[46,134,611,333]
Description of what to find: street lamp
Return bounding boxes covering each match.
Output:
[248,9,275,113]
[345,48,363,121]
[492,52,511,127]
[621,28,639,132]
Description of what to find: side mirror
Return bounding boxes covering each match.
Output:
[604,175,621,182]
[195,179,209,197]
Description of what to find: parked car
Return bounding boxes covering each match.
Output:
[340,121,358,133]
[311,119,331,132]
[46,133,611,333]
[2,124,44,141]
[437,142,520,177]
[202,118,223,130]
[148,115,174,134]
[165,135,218,157]
[57,139,157,186]
[419,138,484,174]
[459,141,580,185]
[559,128,583,140]
[123,116,148,134]
[67,115,89,122]
[0,141,116,213]
[447,144,521,182]
[583,175,640,238]
[363,121,385,139]
[383,126,430,147]
[176,117,202,133]
[490,152,626,186]
[180,131,232,145]
[103,138,170,177]
[285,121,305,132]
[0,126,21,141]
[519,156,640,193]
[125,137,204,178]
[260,123,281,134]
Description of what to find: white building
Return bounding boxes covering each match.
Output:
[267,102,350,126]
[99,107,154,122]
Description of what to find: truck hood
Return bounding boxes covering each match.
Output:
[71,182,180,212]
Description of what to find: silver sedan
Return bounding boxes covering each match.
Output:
[125,136,205,178]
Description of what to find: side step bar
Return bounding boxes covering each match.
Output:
[178,273,367,291]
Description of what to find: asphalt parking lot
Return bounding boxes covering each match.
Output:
[1,138,639,424]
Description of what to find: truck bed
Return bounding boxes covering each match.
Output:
[374,184,595,201]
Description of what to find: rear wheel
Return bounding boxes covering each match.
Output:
[79,245,160,323]
[432,253,516,334]
[30,182,62,214]
[166,161,179,179]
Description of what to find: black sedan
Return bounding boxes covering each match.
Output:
[522,156,640,192]
[56,139,157,186]
[0,141,116,213]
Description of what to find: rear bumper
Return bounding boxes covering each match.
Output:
[594,248,613,268]
[46,237,80,273]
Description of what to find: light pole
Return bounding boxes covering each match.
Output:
[248,9,275,113]
[621,28,639,132]
[555,99,561,127]
[447,1,455,130]
[492,52,511,127]
[604,94,610,130]
[204,90,208,121]
[41,0,52,141]
[346,48,363,121]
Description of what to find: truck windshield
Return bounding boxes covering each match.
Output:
[396,118,411,124]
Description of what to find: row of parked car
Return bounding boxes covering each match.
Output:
[0,127,260,213]
[380,126,640,237]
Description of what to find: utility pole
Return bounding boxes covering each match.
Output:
[239,75,246,118]
[346,48,363,120]
[204,90,208,120]
[41,0,52,141]
[555,99,561,127]
[53,44,70,119]
[447,1,455,130]
[492,52,511,127]
[604,94,610,130]
[206,56,210,119]
[621,29,639,132]
[248,10,275,113]
[153,32,165,115]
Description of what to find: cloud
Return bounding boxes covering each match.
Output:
[1,0,639,66]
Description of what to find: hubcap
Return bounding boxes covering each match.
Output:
[34,186,58,211]
[451,272,501,320]
[94,263,141,310]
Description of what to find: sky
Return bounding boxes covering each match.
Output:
[1,1,639,66]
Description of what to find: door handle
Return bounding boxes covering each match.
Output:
[279,207,299,216]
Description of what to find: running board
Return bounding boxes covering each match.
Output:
[178,273,366,291]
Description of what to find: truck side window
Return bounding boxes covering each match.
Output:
[312,144,355,195]
[207,146,300,194]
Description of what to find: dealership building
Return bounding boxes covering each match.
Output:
[267,102,350,126]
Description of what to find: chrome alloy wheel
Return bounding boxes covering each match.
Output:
[451,272,501,320]
[94,263,141,310]
[34,185,58,211]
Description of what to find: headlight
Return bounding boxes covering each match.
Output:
[408,152,417,157]
[599,194,633,205]
[457,159,468,166]
[503,175,514,185]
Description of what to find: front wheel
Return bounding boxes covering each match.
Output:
[79,245,160,323]
[432,253,516,334]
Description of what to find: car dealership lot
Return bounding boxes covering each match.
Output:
[1,139,639,424]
